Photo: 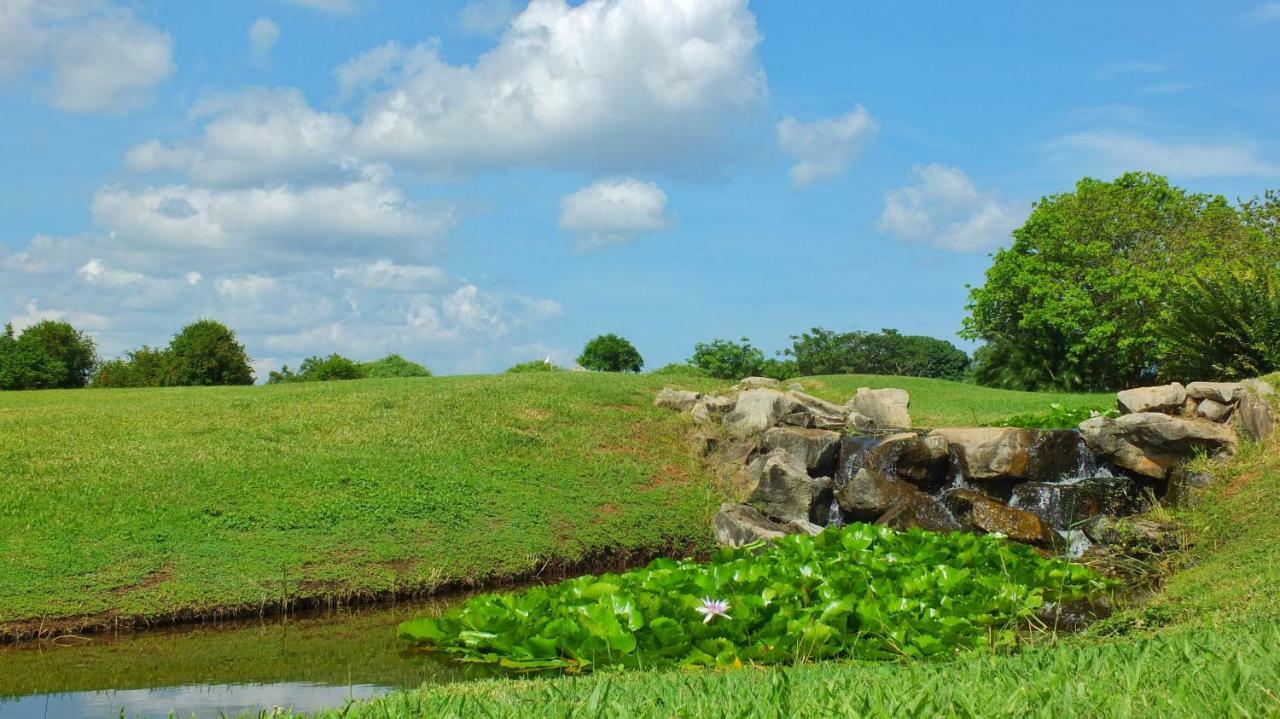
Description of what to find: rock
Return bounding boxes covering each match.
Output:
[1196,398,1234,422]
[875,492,962,533]
[1008,476,1141,531]
[690,395,735,424]
[719,438,760,466]
[786,382,805,391]
[780,518,825,536]
[748,450,831,524]
[1238,392,1276,443]
[1079,413,1237,479]
[847,412,876,432]
[1116,383,1186,414]
[722,389,791,438]
[1242,378,1275,397]
[849,388,912,429]
[945,489,1055,546]
[762,426,841,476]
[929,428,1035,481]
[654,388,701,412]
[689,431,719,457]
[739,376,780,390]
[870,432,950,488]
[1186,381,1243,404]
[835,468,915,518]
[785,390,848,430]
[714,503,788,547]
[1083,515,1181,554]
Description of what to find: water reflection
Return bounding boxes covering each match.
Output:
[0,682,388,719]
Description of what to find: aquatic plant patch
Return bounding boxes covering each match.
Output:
[987,402,1119,430]
[399,524,1107,671]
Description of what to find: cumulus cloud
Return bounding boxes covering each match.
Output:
[124,88,357,186]
[456,0,521,36]
[777,105,878,187]
[248,17,281,64]
[877,165,1024,252]
[348,0,767,174]
[0,1,174,112]
[1048,131,1280,178]
[559,178,672,250]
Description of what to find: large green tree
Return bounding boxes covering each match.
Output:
[17,320,97,388]
[167,319,255,386]
[783,327,969,381]
[578,334,644,373]
[0,324,64,390]
[962,172,1249,391]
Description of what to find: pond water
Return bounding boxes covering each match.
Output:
[0,597,482,719]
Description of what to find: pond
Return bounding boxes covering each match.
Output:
[0,597,481,719]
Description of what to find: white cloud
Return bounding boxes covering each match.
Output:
[1243,3,1280,22]
[333,259,448,291]
[280,0,359,14]
[185,271,202,286]
[777,105,878,187]
[1049,131,1280,178]
[8,299,108,333]
[559,178,672,249]
[0,1,175,112]
[456,0,521,36]
[877,165,1024,252]
[349,0,767,174]
[248,17,281,64]
[91,172,453,269]
[124,88,357,186]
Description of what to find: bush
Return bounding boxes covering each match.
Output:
[0,324,64,390]
[92,346,175,388]
[167,319,254,386]
[785,328,969,380]
[507,359,562,373]
[578,334,644,373]
[268,354,365,384]
[361,354,431,378]
[986,403,1119,430]
[690,338,766,380]
[1157,266,1280,381]
[17,320,96,388]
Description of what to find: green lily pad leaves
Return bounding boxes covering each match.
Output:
[399,524,1107,672]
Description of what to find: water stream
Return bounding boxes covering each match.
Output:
[0,597,481,719]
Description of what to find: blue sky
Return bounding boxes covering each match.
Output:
[2,0,1278,377]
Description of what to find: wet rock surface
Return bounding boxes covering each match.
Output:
[929,428,1036,481]
[945,488,1055,546]
[762,426,840,476]
[1009,476,1142,531]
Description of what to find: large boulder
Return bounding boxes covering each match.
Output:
[714,504,787,546]
[869,432,950,488]
[1116,383,1186,414]
[848,388,912,429]
[834,467,958,532]
[690,395,735,424]
[781,390,848,430]
[945,489,1055,546]
[739,376,780,390]
[748,450,831,524]
[875,492,962,533]
[928,428,1035,481]
[1008,476,1141,531]
[654,388,702,412]
[1079,413,1237,479]
[762,426,841,476]
[1242,378,1275,397]
[723,389,791,438]
[1238,392,1276,443]
[1186,382,1243,404]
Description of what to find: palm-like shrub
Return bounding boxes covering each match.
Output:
[1158,267,1280,381]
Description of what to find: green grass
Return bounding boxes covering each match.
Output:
[0,373,730,638]
[792,375,1113,428]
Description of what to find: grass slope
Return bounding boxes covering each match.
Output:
[0,373,730,638]
[283,382,1280,719]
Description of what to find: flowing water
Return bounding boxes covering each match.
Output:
[0,597,482,719]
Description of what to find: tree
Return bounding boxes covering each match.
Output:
[92,346,175,388]
[361,354,431,378]
[783,327,968,380]
[578,334,644,372]
[267,354,367,383]
[962,172,1250,391]
[167,320,254,386]
[1157,264,1280,381]
[0,324,64,390]
[690,337,766,379]
[18,320,97,388]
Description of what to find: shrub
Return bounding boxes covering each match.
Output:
[91,346,175,388]
[507,359,562,373]
[1157,266,1280,381]
[268,354,365,384]
[690,338,766,379]
[578,334,644,373]
[361,354,431,378]
[167,319,254,386]
[16,320,96,388]
[986,403,1119,430]
[400,523,1106,672]
[785,328,968,380]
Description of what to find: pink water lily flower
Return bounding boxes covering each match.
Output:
[696,597,731,623]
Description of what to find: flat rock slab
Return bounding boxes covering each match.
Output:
[1117,383,1186,414]
[1186,381,1243,404]
[714,503,787,547]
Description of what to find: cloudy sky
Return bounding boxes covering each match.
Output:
[2,1,1278,377]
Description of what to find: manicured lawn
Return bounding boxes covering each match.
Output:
[793,374,1114,428]
[0,372,729,638]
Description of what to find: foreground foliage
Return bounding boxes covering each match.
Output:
[400,525,1104,671]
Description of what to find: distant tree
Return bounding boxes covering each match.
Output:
[507,359,562,373]
[92,346,174,388]
[757,358,799,381]
[962,172,1252,391]
[578,334,644,373]
[0,324,64,390]
[361,354,431,378]
[690,337,766,379]
[167,320,254,386]
[784,327,968,380]
[268,354,365,383]
[17,320,97,388]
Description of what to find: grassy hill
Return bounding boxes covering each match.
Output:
[0,372,1111,639]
